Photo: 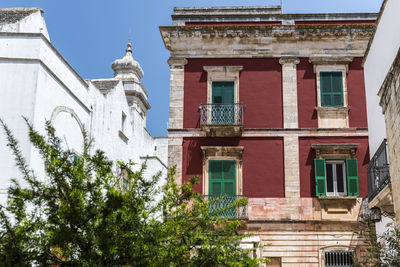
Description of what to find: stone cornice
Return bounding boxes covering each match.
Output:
[160,24,375,47]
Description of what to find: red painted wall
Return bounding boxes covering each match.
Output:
[297,58,318,128]
[183,58,283,129]
[182,137,285,198]
[299,137,370,197]
[297,57,368,128]
[347,58,368,128]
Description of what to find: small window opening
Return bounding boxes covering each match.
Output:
[121,112,126,133]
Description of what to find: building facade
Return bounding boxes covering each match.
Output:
[364,0,400,228]
[161,6,376,266]
[0,8,167,204]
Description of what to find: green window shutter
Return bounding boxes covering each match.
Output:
[212,82,223,104]
[346,158,359,197]
[320,72,344,107]
[332,72,343,106]
[212,81,234,104]
[314,158,327,197]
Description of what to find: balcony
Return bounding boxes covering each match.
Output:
[204,195,248,219]
[199,103,244,137]
[367,139,394,215]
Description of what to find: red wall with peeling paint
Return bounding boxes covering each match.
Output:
[182,137,285,198]
[183,58,283,129]
[299,137,370,197]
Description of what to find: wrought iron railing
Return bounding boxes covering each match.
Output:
[199,103,244,126]
[204,195,248,219]
[367,139,391,202]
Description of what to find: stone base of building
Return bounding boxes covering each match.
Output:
[241,220,367,267]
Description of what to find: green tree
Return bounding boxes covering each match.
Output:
[0,119,260,266]
[357,214,400,267]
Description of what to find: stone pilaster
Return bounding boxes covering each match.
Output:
[167,57,187,185]
[167,57,187,129]
[284,134,301,219]
[279,57,300,129]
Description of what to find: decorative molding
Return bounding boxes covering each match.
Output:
[279,56,300,65]
[203,65,243,72]
[310,58,352,73]
[160,24,375,50]
[311,143,358,158]
[167,57,188,68]
[50,106,85,135]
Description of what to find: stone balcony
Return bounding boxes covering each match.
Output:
[199,103,244,137]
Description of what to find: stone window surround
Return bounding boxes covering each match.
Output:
[310,57,353,128]
[203,66,243,104]
[313,64,349,108]
[201,146,244,196]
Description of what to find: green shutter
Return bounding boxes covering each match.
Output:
[346,158,359,197]
[212,81,234,104]
[320,72,343,107]
[314,158,327,197]
[209,160,236,196]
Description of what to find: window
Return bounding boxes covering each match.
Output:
[320,71,343,107]
[325,250,354,267]
[211,81,235,124]
[121,112,126,133]
[209,160,237,218]
[209,160,236,196]
[315,158,359,197]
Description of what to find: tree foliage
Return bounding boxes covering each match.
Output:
[0,119,260,266]
[357,214,400,267]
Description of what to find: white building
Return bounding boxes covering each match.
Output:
[363,0,400,234]
[0,8,167,203]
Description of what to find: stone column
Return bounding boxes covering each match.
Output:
[279,57,300,128]
[280,57,301,219]
[167,57,187,186]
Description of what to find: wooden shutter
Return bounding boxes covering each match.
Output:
[209,161,223,195]
[346,158,359,197]
[314,158,327,197]
[209,160,236,196]
[212,82,223,104]
[320,72,343,107]
[331,72,343,106]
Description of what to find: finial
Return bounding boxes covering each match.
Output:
[126,42,132,54]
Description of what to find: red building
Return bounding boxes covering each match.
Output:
[161,6,376,266]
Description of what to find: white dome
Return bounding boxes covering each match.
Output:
[111,43,144,80]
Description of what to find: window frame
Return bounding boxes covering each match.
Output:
[315,65,348,108]
[201,146,244,196]
[325,159,347,197]
[203,66,242,105]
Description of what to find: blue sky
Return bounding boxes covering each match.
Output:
[1,0,382,137]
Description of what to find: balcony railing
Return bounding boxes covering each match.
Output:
[367,139,391,202]
[204,195,248,219]
[199,103,244,126]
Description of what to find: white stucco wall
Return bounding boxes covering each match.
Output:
[0,9,167,204]
[364,0,400,157]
